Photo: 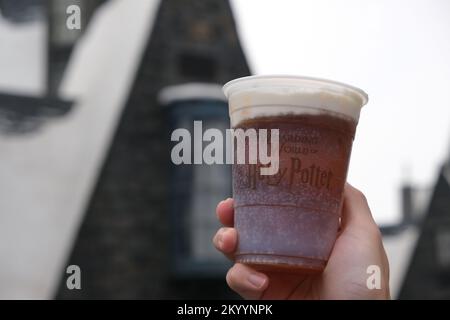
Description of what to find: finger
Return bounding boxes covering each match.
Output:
[212,227,237,260]
[226,263,268,299]
[216,198,234,227]
[341,183,378,232]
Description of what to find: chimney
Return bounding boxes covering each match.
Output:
[401,183,414,225]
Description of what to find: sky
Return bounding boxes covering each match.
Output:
[230,0,450,224]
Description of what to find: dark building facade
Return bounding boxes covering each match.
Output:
[399,163,450,299]
[57,0,250,299]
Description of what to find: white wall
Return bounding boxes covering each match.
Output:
[0,0,160,299]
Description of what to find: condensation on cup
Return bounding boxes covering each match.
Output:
[223,75,368,274]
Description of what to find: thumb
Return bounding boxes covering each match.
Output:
[340,183,378,233]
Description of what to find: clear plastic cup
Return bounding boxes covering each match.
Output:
[223,75,368,273]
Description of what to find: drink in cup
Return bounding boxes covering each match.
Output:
[223,75,368,273]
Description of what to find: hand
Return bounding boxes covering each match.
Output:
[212,183,390,300]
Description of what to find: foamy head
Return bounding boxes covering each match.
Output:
[223,75,368,127]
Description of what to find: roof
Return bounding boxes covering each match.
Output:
[382,226,420,298]
[0,0,160,299]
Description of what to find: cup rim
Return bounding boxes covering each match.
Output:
[223,75,368,107]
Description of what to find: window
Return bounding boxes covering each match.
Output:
[161,84,232,277]
[435,227,450,285]
[435,228,450,269]
[178,53,217,81]
[189,119,231,262]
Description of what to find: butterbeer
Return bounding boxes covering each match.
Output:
[223,75,368,273]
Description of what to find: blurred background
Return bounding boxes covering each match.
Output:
[0,0,449,299]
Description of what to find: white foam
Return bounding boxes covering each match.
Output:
[223,75,368,127]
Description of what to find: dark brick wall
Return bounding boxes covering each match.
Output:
[56,0,250,299]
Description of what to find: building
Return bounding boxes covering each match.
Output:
[381,161,450,299]
[56,0,250,299]
[0,0,104,134]
[398,163,450,299]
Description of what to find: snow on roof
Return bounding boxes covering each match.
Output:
[0,16,45,95]
[0,0,160,299]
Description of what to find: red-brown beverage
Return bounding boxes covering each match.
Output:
[223,75,367,273]
[233,114,356,273]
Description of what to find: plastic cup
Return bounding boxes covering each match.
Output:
[223,75,368,273]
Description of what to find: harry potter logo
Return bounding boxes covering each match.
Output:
[245,157,333,192]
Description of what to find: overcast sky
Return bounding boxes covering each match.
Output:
[230,0,450,224]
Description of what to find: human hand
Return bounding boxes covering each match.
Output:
[212,183,390,299]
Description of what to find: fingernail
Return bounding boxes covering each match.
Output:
[225,198,233,208]
[247,273,266,289]
[216,232,224,249]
